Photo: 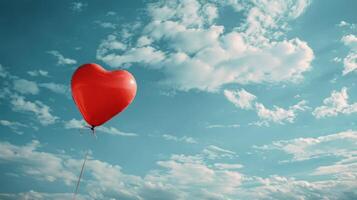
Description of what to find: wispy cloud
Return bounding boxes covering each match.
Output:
[202,145,237,160]
[206,124,240,129]
[64,118,138,137]
[96,126,137,137]
[224,88,309,125]
[0,65,59,127]
[0,191,88,200]
[341,34,357,75]
[252,129,357,192]
[0,119,27,134]
[1,138,356,200]
[95,21,116,29]
[154,153,243,197]
[338,21,356,29]
[97,37,164,68]
[48,50,77,65]
[213,163,243,170]
[313,87,357,118]
[224,89,256,110]
[0,140,76,184]
[255,100,309,124]
[0,140,242,199]
[254,130,357,162]
[70,1,87,12]
[162,134,197,144]
[10,95,58,125]
[27,70,49,77]
[0,140,141,199]
[13,79,40,95]
[8,71,66,97]
[97,35,127,52]
[106,11,116,16]
[39,82,69,95]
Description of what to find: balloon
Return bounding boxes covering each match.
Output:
[71,63,137,127]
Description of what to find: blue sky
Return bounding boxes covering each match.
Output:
[0,0,357,199]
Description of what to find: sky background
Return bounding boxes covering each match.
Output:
[0,0,357,199]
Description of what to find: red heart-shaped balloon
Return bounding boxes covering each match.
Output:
[71,63,137,127]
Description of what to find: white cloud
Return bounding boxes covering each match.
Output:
[254,130,357,162]
[0,66,59,126]
[224,88,308,124]
[95,21,116,29]
[338,21,349,27]
[97,44,165,68]
[213,163,243,170]
[64,118,137,137]
[137,36,153,47]
[97,0,314,92]
[202,4,218,23]
[162,134,197,144]
[1,138,357,199]
[0,191,89,200]
[96,126,138,137]
[202,145,237,160]
[0,140,244,199]
[235,174,357,200]
[98,35,127,50]
[48,50,77,65]
[333,56,342,63]
[146,22,224,54]
[0,140,142,200]
[27,70,48,77]
[341,34,357,75]
[153,153,244,197]
[313,87,357,118]
[10,95,58,125]
[0,120,25,127]
[70,2,86,12]
[63,118,85,129]
[313,156,357,178]
[224,89,257,109]
[255,100,308,124]
[0,119,27,134]
[252,130,357,196]
[206,124,240,128]
[13,79,39,95]
[337,21,357,32]
[0,140,76,184]
[255,102,297,124]
[106,11,116,16]
[342,34,357,50]
[241,0,311,42]
[39,82,68,95]
[147,0,206,27]
[343,53,357,75]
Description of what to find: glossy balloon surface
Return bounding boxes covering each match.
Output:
[71,63,137,127]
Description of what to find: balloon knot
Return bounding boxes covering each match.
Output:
[90,125,97,139]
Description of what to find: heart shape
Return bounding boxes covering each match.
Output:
[71,63,137,127]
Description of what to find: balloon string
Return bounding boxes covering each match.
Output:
[72,150,89,200]
[72,125,96,200]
